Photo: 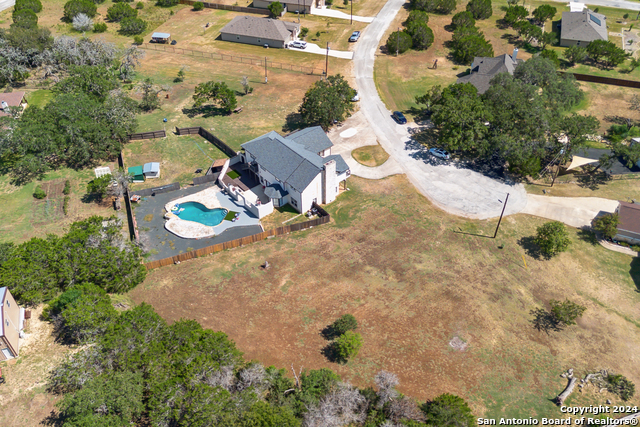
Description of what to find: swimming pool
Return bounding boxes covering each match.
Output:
[174,202,228,227]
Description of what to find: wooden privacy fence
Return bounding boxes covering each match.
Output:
[179,0,270,14]
[140,44,325,75]
[145,205,330,269]
[563,72,640,89]
[176,126,238,158]
[128,130,166,141]
[132,182,181,197]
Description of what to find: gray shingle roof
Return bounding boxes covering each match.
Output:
[456,53,523,94]
[242,128,348,192]
[285,126,333,154]
[264,183,288,199]
[220,16,299,42]
[561,10,608,43]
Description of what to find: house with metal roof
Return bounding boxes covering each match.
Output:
[0,287,25,361]
[151,32,171,43]
[559,9,608,47]
[239,126,350,213]
[253,0,320,15]
[143,162,160,179]
[456,49,523,94]
[219,16,300,48]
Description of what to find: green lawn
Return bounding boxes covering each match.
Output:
[26,90,54,108]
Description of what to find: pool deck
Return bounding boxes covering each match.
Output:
[133,182,263,261]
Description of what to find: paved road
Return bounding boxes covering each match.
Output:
[352,0,529,219]
[289,42,354,59]
[523,195,619,228]
[547,0,640,11]
[311,6,375,22]
[0,0,14,12]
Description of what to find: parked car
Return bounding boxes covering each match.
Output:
[291,41,307,49]
[349,31,361,42]
[429,147,450,160]
[392,111,407,124]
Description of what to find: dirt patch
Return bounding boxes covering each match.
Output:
[129,175,640,418]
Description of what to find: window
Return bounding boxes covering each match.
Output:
[258,39,261,43]
[236,36,240,40]
[5,320,7,327]
[291,198,298,207]
[6,301,9,307]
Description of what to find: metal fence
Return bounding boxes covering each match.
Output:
[145,203,330,269]
[127,130,166,141]
[179,0,270,14]
[141,43,325,75]
[176,126,239,157]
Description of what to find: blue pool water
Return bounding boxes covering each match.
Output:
[175,202,228,227]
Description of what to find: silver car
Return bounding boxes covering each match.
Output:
[429,148,450,160]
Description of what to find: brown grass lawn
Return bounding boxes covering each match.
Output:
[352,143,390,166]
[129,175,640,419]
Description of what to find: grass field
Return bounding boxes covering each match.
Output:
[352,143,390,166]
[129,174,640,419]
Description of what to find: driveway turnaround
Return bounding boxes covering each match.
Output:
[522,195,619,228]
[289,42,354,59]
[352,0,529,219]
[311,7,375,22]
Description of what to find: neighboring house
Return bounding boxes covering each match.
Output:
[240,126,350,213]
[0,91,27,117]
[456,49,523,94]
[143,162,160,179]
[0,287,25,361]
[220,16,300,49]
[613,201,640,245]
[253,0,320,15]
[559,9,608,47]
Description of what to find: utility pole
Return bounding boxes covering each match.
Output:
[325,42,330,77]
[493,193,510,239]
[264,57,268,83]
[350,0,353,24]
[396,27,399,56]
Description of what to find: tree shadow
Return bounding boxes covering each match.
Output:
[518,236,543,259]
[576,170,610,190]
[81,193,103,204]
[530,308,563,334]
[321,342,339,363]
[40,410,65,427]
[282,111,305,133]
[182,105,229,118]
[576,226,598,246]
[630,257,640,293]
[604,115,632,125]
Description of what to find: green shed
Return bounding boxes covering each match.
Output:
[128,165,145,182]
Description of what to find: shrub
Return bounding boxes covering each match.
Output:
[334,331,362,362]
[12,8,38,28]
[33,185,46,199]
[64,0,97,21]
[107,2,137,22]
[93,21,107,32]
[193,1,204,10]
[422,394,476,427]
[564,45,588,65]
[14,0,43,14]
[624,13,630,19]
[406,20,434,50]
[156,0,179,6]
[386,30,412,55]
[451,11,475,29]
[331,314,357,336]
[63,180,71,195]
[406,9,429,25]
[466,0,492,20]
[86,175,110,201]
[593,213,620,240]
[300,27,309,38]
[549,299,586,326]
[72,13,93,31]
[133,35,143,45]
[539,49,559,68]
[119,17,147,35]
[63,196,70,215]
[534,221,571,258]
[136,1,144,8]
[607,374,636,401]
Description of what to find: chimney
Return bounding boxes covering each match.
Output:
[512,48,519,61]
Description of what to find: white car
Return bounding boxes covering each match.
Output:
[429,147,450,160]
[290,41,307,49]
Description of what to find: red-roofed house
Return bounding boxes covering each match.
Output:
[0,91,27,117]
